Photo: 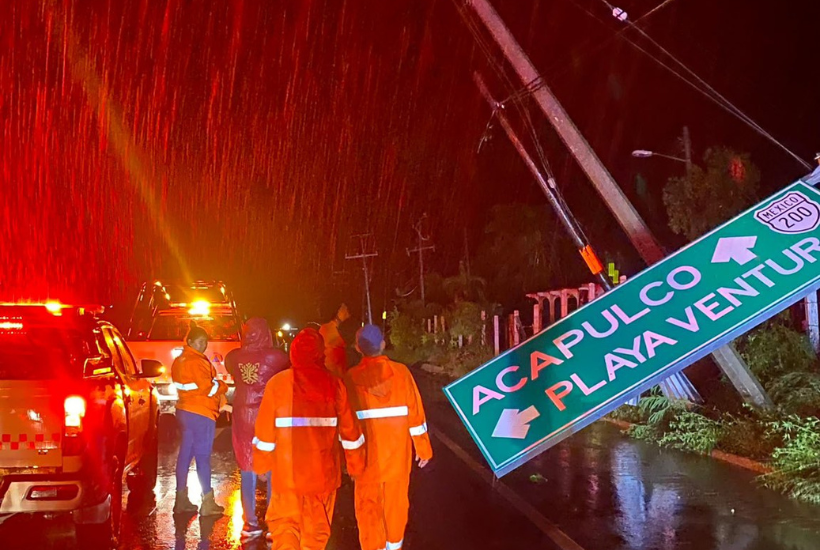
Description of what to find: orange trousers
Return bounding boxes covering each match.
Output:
[354,477,410,550]
[266,489,337,550]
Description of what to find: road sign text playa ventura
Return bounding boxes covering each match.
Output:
[444,181,820,476]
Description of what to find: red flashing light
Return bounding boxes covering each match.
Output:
[64,396,86,429]
[63,394,86,456]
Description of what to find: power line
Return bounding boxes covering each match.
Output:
[588,0,811,169]
[466,0,811,170]
[455,0,599,262]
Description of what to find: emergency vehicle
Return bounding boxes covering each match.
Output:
[125,281,241,413]
[0,302,161,546]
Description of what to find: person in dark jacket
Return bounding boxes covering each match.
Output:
[225,317,289,539]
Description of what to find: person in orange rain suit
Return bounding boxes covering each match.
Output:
[319,303,350,377]
[344,324,433,550]
[171,321,229,516]
[253,327,365,549]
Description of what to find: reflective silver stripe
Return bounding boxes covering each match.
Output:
[174,382,198,391]
[356,406,409,420]
[341,434,365,450]
[275,417,338,428]
[253,437,276,452]
[207,379,219,397]
[409,422,428,437]
[386,540,403,550]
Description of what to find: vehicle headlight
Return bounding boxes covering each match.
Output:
[156,383,177,397]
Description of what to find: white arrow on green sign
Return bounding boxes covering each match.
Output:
[444,181,820,477]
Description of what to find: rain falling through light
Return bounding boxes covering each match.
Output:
[0,0,485,315]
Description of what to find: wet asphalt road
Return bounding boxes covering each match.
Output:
[1,412,553,550]
[4,368,820,550]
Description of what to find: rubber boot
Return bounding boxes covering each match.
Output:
[174,490,198,514]
[200,490,225,516]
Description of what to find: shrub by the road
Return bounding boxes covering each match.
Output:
[759,416,820,504]
[387,301,493,378]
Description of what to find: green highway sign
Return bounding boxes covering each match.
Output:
[444,181,820,477]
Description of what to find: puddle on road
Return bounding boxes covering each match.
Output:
[510,422,820,550]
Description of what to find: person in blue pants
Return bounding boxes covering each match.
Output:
[172,322,229,515]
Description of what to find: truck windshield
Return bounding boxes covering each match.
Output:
[148,316,240,341]
[0,327,94,380]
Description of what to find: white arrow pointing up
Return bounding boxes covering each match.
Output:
[711,236,758,265]
[492,406,540,440]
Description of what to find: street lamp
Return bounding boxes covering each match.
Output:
[631,149,687,163]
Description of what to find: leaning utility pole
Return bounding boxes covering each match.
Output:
[346,234,378,324]
[407,215,435,306]
[475,73,699,403]
[466,0,772,407]
[474,74,613,293]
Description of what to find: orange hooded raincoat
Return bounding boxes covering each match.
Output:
[172,345,228,421]
[253,328,365,550]
[344,354,433,550]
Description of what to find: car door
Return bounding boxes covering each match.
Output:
[102,327,150,468]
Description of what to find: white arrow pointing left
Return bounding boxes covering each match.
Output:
[711,236,758,265]
[492,406,540,440]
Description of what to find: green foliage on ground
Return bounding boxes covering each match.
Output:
[621,393,718,455]
[625,423,660,443]
[609,404,644,424]
[387,300,493,379]
[638,391,687,429]
[658,411,720,455]
[738,313,817,387]
[767,372,820,418]
[736,313,820,417]
[759,416,820,504]
[717,413,778,460]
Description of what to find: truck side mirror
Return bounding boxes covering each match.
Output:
[138,359,165,378]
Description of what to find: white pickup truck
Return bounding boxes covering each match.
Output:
[125,281,242,414]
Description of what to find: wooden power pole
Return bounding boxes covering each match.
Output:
[346,234,378,324]
[407,215,435,306]
[465,0,772,407]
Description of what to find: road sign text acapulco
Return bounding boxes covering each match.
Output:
[444,181,820,476]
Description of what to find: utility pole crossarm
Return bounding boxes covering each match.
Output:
[345,234,378,324]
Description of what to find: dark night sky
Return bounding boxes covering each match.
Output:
[1,0,818,324]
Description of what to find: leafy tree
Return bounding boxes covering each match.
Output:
[443,261,486,303]
[663,147,760,241]
[447,301,485,341]
[475,204,575,304]
[422,272,447,306]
